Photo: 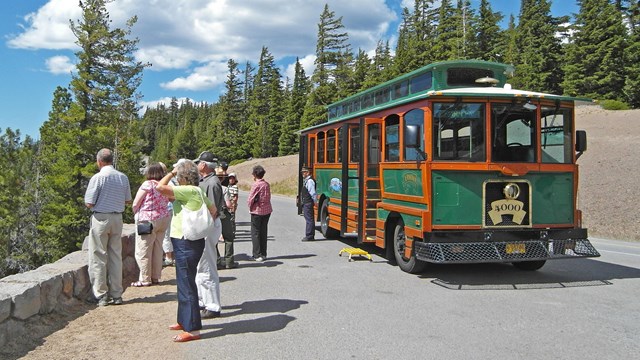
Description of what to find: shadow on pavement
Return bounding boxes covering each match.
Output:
[419,258,640,290]
[201,314,296,338]
[321,235,640,290]
[199,298,308,338]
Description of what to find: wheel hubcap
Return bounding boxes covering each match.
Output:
[395,227,408,261]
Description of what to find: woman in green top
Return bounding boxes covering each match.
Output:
[157,159,217,342]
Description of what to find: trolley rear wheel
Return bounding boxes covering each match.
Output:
[320,201,339,239]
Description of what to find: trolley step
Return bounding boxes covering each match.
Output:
[338,247,372,262]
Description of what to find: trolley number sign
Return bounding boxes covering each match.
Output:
[483,180,532,228]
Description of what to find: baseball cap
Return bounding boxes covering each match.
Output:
[193,151,217,164]
[228,172,236,178]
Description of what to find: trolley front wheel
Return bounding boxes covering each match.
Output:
[393,219,426,274]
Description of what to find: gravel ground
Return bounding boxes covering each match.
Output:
[574,106,640,241]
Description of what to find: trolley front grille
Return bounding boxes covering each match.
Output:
[414,239,600,264]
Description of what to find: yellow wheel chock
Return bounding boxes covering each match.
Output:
[338,247,372,262]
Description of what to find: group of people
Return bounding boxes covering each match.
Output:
[83,148,273,343]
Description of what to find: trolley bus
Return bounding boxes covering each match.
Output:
[298,59,600,273]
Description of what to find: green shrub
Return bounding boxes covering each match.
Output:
[600,100,630,110]
[229,159,247,166]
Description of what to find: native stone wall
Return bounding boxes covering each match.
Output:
[0,224,138,348]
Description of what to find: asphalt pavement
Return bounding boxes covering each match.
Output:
[177,192,640,360]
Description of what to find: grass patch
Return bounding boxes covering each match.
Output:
[600,100,630,110]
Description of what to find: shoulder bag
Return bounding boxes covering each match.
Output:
[137,221,153,235]
[181,187,214,240]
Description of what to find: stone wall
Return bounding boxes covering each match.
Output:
[0,224,138,348]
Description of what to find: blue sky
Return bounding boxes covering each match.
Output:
[1,0,578,139]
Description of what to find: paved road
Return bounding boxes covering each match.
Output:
[177,192,640,359]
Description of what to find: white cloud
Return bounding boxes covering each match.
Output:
[45,55,75,75]
[161,61,228,91]
[9,0,397,92]
[284,54,316,85]
[7,0,80,50]
[136,46,198,71]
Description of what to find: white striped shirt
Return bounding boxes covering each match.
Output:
[84,165,132,213]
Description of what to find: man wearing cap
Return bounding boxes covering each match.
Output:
[84,148,132,306]
[300,166,317,241]
[193,151,224,319]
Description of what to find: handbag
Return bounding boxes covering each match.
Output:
[181,187,214,240]
[137,221,153,235]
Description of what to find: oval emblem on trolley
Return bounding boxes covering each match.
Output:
[503,183,520,200]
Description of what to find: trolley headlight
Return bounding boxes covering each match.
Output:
[503,183,520,200]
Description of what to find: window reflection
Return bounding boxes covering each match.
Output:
[491,103,536,162]
[433,103,486,161]
[385,115,400,161]
[404,109,425,161]
[541,106,572,163]
[317,132,325,163]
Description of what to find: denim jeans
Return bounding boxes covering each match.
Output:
[171,237,205,332]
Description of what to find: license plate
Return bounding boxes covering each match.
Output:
[506,243,526,254]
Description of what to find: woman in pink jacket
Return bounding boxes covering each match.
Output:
[247,165,272,261]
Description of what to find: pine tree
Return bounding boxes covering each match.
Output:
[173,103,198,159]
[394,7,415,76]
[352,49,372,91]
[562,0,627,101]
[624,0,640,107]
[0,129,39,276]
[301,4,350,128]
[363,40,394,88]
[477,0,505,61]
[432,0,459,61]
[38,0,148,258]
[213,59,246,161]
[279,58,309,155]
[410,0,438,69]
[456,0,479,59]
[502,15,519,66]
[334,45,356,99]
[512,0,564,93]
[38,87,88,260]
[247,47,284,158]
[238,61,255,158]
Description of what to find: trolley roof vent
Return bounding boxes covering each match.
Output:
[475,76,500,86]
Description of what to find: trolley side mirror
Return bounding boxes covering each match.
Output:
[576,130,587,159]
